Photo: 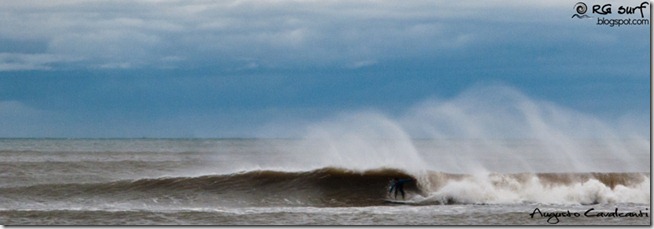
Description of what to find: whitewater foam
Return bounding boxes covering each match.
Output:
[421,172,650,205]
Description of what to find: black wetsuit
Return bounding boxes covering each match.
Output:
[388,178,413,199]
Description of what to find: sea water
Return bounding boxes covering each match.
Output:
[0,138,649,225]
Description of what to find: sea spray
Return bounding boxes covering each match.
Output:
[302,111,425,171]
[298,111,435,192]
[398,84,647,173]
[283,84,647,176]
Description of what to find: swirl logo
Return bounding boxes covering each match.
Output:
[575,2,587,14]
[572,2,591,18]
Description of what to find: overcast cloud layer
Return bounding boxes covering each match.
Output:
[0,1,576,70]
[0,0,649,138]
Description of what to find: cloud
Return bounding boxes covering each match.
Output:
[0,0,646,139]
[0,0,594,71]
[0,53,80,71]
[347,60,377,69]
[96,62,132,69]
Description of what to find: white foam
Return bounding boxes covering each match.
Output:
[423,173,650,205]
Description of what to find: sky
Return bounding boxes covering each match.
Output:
[0,0,650,138]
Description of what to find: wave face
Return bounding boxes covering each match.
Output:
[2,167,648,209]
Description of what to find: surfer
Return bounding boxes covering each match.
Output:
[388,177,415,200]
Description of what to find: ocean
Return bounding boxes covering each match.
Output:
[0,138,650,225]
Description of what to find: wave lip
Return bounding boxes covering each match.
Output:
[1,167,649,208]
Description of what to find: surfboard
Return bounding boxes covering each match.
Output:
[384,199,417,205]
[384,193,427,205]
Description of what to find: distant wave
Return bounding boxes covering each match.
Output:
[2,167,649,208]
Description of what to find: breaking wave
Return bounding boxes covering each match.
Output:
[2,167,649,208]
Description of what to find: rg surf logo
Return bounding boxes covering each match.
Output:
[571,1,650,27]
[571,1,650,19]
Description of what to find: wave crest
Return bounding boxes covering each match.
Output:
[2,167,649,208]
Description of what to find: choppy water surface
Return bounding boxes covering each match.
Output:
[0,139,649,225]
